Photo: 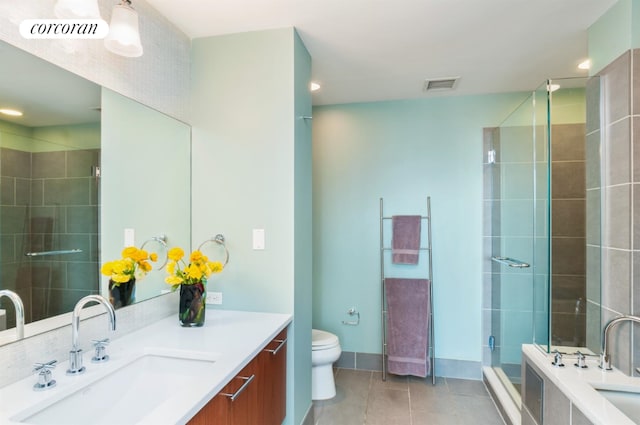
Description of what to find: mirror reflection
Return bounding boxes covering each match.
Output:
[0,40,101,333]
[0,40,191,345]
[100,87,191,305]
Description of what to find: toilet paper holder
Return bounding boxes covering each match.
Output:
[342,307,360,326]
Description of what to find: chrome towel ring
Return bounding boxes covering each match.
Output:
[197,234,229,266]
[140,234,169,270]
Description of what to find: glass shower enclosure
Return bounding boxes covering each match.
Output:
[487,76,601,405]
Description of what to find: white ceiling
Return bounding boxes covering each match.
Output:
[146,0,618,106]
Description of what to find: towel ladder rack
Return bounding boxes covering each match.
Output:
[380,197,435,385]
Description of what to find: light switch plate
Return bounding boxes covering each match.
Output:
[124,228,135,246]
[253,229,265,250]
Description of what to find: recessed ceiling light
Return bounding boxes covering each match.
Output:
[0,108,23,117]
[310,82,321,92]
[578,59,592,70]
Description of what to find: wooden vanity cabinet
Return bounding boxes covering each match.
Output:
[258,327,288,425]
[188,327,288,425]
[188,357,259,425]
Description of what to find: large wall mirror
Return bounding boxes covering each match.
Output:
[0,40,191,345]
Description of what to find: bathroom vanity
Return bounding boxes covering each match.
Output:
[521,344,640,425]
[0,310,291,425]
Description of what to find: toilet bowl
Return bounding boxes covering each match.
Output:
[312,329,342,400]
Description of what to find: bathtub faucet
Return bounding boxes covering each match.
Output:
[600,315,640,371]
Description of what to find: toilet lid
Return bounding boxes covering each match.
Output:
[312,329,339,348]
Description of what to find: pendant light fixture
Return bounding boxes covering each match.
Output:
[54,0,102,19]
[104,0,143,58]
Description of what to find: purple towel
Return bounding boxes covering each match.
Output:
[392,215,421,264]
[385,278,431,378]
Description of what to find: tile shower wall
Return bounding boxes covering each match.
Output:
[591,49,640,376]
[0,146,99,327]
[550,123,587,347]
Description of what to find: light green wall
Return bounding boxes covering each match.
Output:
[312,93,527,364]
[588,0,640,74]
[190,28,312,425]
[293,31,313,425]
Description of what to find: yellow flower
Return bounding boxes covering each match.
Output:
[101,262,114,276]
[139,261,152,272]
[165,247,224,288]
[165,275,183,285]
[190,250,203,263]
[166,260,176,275]
[122,246,138,259]
[185,264,204,281]
[168,247,185,262]
[102,245,159,285]
[208,261,223,274]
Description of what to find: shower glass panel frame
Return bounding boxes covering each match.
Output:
[489,76,601,407]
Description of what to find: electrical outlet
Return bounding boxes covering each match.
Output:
[208,292,222,305]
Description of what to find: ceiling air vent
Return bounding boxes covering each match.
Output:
[423,77,460,92]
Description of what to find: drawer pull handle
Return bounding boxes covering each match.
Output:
[221,374,255,402]
[264,338,287,355]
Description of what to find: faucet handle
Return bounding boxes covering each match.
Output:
[551,350,565,367]
[574,351,588,368]
[33,360,57,391]
[91,338,110,363]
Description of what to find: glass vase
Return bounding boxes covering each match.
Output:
[179,282,206,327]
[108,278,136,309]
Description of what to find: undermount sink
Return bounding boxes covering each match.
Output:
[593,385,640,424]
[13,350,218,425]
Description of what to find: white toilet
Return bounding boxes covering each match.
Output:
[311,329,342,400]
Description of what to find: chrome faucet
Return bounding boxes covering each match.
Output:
[0,289,25,340]
[67,295,116,375]
[600,315,640,371]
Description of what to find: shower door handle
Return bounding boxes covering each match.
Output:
[491,256,530,268]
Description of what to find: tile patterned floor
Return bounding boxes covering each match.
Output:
[313,369,506,425]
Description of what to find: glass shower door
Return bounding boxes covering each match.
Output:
[490,86,549,404]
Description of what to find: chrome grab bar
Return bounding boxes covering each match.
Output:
[491,256,530,268]
[25,249,82,257]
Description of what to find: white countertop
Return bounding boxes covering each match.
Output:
[0,309,292,425]
[523,344,639,425]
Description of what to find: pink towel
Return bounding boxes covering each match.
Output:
[385,278,431,377]
[392,215,421,264]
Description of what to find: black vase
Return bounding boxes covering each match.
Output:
[179,282,206,327]
[108,279,136,309]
